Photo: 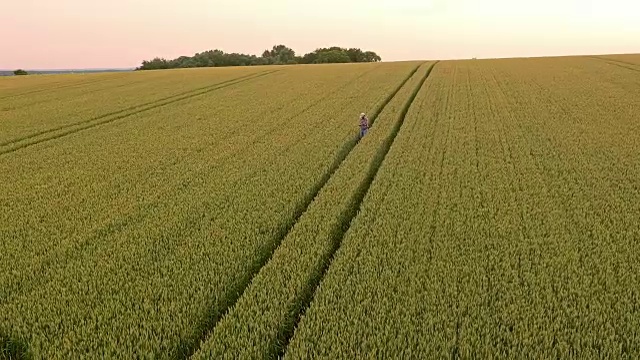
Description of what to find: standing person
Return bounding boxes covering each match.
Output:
[359,113,369,138]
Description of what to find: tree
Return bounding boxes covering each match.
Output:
[346,48,365,62]
[169,56,193,68]
[316,50,351,64]
[299,52,318,64]
[14,69,28,75]
[137,44,381,70]
[299,47,381,64]
[362,51,382,62]
[261,50,273,64]
[137,58,170,70]
[262,45,296,65]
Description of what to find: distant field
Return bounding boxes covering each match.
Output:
[1,54,639,358]
[599,53,640,65]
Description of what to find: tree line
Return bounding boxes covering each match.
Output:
[137,45,381,70]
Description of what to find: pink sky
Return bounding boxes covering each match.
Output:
[2,0,639,69]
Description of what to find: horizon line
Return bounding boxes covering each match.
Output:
[2,51,638,72]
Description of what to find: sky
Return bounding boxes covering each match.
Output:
[2,0,639,69]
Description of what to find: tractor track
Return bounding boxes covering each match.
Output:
[0,73,133,100]
[0,66,382,309]
[276,61,438,358]
[179,63,425,359]
[593,56,640,68]
[0,70,279,156]
[5,77,167,111]
[0,70,274,148]
[588,56,640,73]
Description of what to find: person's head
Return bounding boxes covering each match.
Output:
[360,113,366,119]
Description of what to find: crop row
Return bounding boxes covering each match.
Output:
[285,58,640,357]
[191,61,436,359]
[0,61,420,358]
[0,66,269,145]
